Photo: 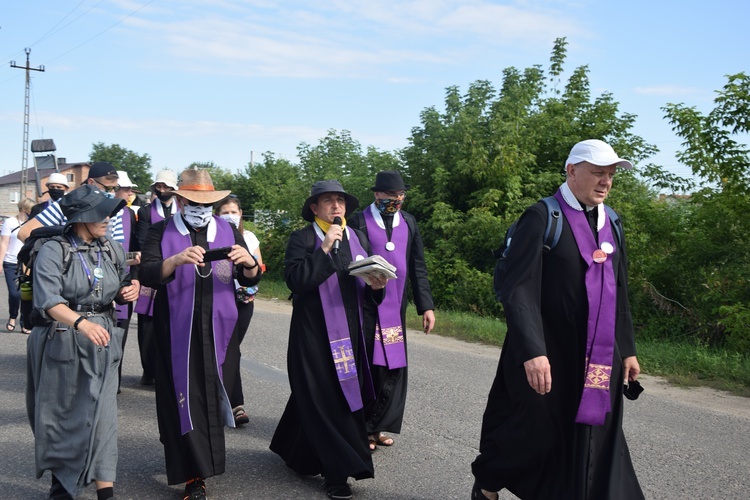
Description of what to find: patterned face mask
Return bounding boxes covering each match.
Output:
[374,197,404,215]
[182,204,213,228]
[220,213,241,228]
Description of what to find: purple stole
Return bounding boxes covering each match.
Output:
[315,226,373,412]
[364,206,408,369]
[162,214,238,434]
[134,202,167,316]
[554,190,617,426]
[116,209,132,321]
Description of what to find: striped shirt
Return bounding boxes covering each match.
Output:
[35,200,125,243]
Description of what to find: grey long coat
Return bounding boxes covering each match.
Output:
[26,235,126,497]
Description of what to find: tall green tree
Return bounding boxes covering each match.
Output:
[402,37,657,315]
[89,142,153,188]
[654,73,750,350]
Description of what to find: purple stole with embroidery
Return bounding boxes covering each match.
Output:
[116,209,132,321]
[162,215,238,434]
[134,202,167,316]
[315,227,373,412]
[554,190,617,426]
[364,206,408,369]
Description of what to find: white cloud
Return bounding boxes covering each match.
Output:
[115,0,578,79]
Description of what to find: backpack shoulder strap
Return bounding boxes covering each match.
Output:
[603,205,623,248]
[540,196,563,252]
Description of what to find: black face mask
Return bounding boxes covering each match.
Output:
[156,190,173,203]
[48,188,66,201]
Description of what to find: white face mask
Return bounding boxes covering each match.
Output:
[219,213,241,228]
[182,204,213,228]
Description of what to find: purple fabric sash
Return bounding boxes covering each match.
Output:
[554,190,617,426]
[316,227,372,412]
[162,215,238,434]
[116,208,132,321]
[134,202,167,316]
[364,206,408,369]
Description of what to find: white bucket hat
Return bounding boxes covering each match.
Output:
[117,171,138,188]
[46,172,69,187]
[152,169,179,190]
[565,139,633,170]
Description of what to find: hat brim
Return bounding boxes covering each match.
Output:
[64,197,126,229]
[567,156,633,170]
[370,183,411,191]
[301,192,359,222]
[173,189,231,204]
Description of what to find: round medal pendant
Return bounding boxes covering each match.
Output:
[355,254,365,261]
[592,249,607,264]
[385,241,396,252]
[93,267,105,279]
[601,241,614,254]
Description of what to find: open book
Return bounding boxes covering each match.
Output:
[347,255,397,284]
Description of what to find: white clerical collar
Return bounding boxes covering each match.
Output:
[314,223,350,242]
[560,182,605,232]
[368,203,401,228]
[174,212,218,242]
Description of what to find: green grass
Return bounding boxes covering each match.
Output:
[257,278,750,395]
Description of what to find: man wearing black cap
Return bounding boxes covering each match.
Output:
[349,170,435,450]
[18,162,123,244]
[270,180,388,500]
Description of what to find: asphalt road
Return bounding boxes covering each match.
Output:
[1,290,749,499]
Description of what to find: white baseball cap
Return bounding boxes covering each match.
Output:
[565,139,633,170]
[46,172,69,187]
[152,169,178,190]
[117,171,138,188]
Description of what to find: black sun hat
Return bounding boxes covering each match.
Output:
[301,180,359,222]
[370,170,410,192]
[58,184,126,231]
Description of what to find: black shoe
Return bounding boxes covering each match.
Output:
[183,479,206,500]
[471,480,496,500]
[140,374,155,386]
[233,406,250,426]
[50,475,74,500]
[325,482,352,499]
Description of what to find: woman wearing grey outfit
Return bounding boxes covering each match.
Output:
[26,184,140,500]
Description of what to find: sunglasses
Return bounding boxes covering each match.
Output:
[94,179,119,193]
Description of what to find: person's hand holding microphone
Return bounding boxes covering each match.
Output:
[322,216,344,255]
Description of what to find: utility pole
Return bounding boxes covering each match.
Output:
[10,48,45,199]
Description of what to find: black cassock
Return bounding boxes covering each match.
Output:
[472,201,644,499]
[349,208,434,435]
[270,225,381,483]
[141,220,255,485]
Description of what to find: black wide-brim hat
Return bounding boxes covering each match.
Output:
[301,180,359,222]
[58,184,126,230]
[370,170,410,192]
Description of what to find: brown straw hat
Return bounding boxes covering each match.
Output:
[171,169,231,204]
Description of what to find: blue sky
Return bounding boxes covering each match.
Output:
[1,1,747,182]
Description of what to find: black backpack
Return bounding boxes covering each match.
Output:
[492,197,622,302]
[16,225,117,326]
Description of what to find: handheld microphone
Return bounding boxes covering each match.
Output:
[332,216,342,255]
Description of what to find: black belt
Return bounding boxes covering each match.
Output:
[72,304,113,316]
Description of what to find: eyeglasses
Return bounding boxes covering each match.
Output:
[94,178,119,193]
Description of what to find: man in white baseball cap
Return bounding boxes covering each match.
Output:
[471,138,642,500]
[565,138,633,170]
